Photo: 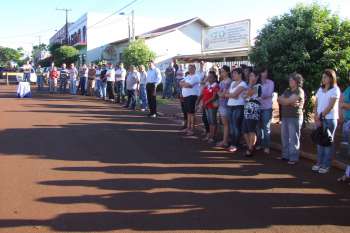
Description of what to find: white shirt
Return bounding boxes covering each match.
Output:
[106,68,116,82]
[115,68,126,81]
[227,81,248,106]
[95,69,101,80]
[69,67,78,80]
[126,71,140,90]
[181,74,201,97]
[23,64,32,73]
[316,86,341,119]
[139,71,147,85]
[146,67,162,84]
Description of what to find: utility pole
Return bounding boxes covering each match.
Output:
[38,35,41,45]
[131,10,135,41]
[56,8,72,45]
[128,14,131,42]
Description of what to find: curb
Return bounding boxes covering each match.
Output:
[159,109,347,171]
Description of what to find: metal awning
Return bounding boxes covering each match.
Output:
[174,49,250,62]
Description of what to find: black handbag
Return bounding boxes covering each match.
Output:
[311,115,333,147]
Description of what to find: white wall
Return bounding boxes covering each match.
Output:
[145,21,204,71]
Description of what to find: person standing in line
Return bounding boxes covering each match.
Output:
[175,64,185,98]
[277,73,305,164]
[87,64,96,96]
[139,65,148,111]
[106,63,116,102]
[59,63,69,94]
[78,64,88,95]
[216,65,232,148]
[115,63,127,104]
[225,68,248,153]
[242,71,262,157]
[163,62,176,99]
[100,64,108,100]
[49,66,59,94]
[257,68,275,154]
[94,65,101,97]
[69,63,78,95]
[124,65,140,110]
[23,61,32,82]
[180,64,201,136]
[312,69,341,174]
[196,71,219,143]
[146,60,162,118]
[35,64,44,91]
[173,59,179,97]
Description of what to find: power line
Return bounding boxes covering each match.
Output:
[0,27,57,39]
[87,0,138,30]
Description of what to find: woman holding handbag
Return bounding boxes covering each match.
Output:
[312,69,341,174]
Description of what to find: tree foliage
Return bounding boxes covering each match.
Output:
[122,39,156,68]
[51,45,79,66]
[0,46,22,67]
[249,3,350,120]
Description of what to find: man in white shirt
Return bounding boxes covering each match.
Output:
[146,61,162,117]
[115,63,127,103]
[106,63,116,102]
[23,61,32,82]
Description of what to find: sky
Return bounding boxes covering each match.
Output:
[0,0,349,54]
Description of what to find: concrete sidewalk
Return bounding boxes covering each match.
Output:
[157,97,349,171]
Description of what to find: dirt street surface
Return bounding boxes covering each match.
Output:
[0,86,349,233]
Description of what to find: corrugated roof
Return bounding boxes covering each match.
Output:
[110,17,209,45]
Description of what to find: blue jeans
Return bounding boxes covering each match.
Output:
[79,77,86,95]
[163,77,173,98]
[139,84,148,109]
[59,78,67,93]
[100,81,107,98]
[95,79,102,97]
[70,79,77,95]
[49,79,57,93]
[115,80,125,102]
[23,73,30,82]
[228,105,244,147]
[37,76,44,90]
[281,117,303,162]
[126,89,136,109]
[317,119,337,169]
[259,109,273,148]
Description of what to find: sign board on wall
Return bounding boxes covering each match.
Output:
[202,19,251,52]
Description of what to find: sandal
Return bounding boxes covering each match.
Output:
[337,175,349,182]
[216,141,229,148]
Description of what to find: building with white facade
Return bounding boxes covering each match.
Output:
[103,17,209,70]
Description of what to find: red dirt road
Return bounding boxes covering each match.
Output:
[0,86,349,233]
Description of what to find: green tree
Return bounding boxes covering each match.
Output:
[52,45,79,66]
[0,46,22,67]
[249,3,350,120]
[122,39,156,68]
[32,43,48,63]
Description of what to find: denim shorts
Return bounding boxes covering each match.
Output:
[218,106,229,118]
[205,108,218,125]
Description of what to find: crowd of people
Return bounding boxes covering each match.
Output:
[28,60,350,182]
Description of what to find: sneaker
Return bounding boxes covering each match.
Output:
[318,167,329,174]
[312,165,321,172]
[228,146,238,153]
[149,114,157,118]
[263,148,270,154]
[208,138,215,143]
[276,156,288,161]
[141,108,146,112]
[255,145,262,151]
[288,161,298,165]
